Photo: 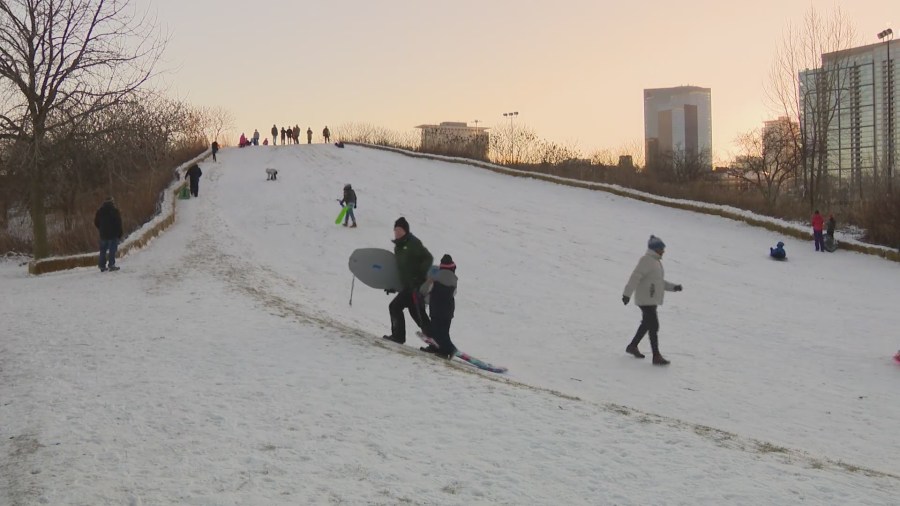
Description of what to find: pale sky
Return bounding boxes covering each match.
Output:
[136,0,894,160]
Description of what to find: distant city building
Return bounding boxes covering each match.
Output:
[763,116,801,171]
[415,121,489,159]
[799,39,897,198]
[644,86,712,169]
[763,116,800,139]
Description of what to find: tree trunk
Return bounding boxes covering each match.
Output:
[30,132,50,259]
[29,163,49,258]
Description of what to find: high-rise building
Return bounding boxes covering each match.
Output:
[799,38,897,199]
[644,86,712,169]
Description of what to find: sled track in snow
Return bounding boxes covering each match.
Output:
[179,170,900,484]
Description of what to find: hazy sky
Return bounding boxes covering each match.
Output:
[135,0,894,159]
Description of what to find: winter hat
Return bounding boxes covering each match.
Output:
[439,254,456,271]
[394,217,409,233]
[105,196,115,204]
[344,183,351,190]
[647,235,666,251]
[777,241,784,248]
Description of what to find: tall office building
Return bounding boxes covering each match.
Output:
[644,86,712,169]
[799,39,897,198]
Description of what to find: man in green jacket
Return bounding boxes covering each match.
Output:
[383,217,433,344]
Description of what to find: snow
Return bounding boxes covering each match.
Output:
[359,143,889,253]
[2,144,898,505]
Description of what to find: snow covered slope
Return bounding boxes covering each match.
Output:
[2,143,898,504]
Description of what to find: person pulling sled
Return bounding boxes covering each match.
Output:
[339,184,357,227]
[383,217,433,344]
[419,255,459,359]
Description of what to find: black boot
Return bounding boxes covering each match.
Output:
[382,335,405,344]
[626,344,645,359]
[652,354,670,366]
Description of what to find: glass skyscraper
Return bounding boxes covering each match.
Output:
[799,40,897,199]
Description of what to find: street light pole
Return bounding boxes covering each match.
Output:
[878,28,894,192]
[502,111,519,164]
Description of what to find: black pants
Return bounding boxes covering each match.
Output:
[629,305,660,355]
[429,317,456,354]
[189,178,199,197]
[212,151,217,161]
[388,289,430,342]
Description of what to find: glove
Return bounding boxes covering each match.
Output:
[385,289,397,295]
[622,295,630,305]
[673,285,683,292]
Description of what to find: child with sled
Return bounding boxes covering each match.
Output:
[419,255,459,359]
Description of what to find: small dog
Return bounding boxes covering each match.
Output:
[265,168,278,181]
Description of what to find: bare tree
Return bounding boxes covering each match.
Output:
[767,6,856,211]
[647,144,711,183]
[198,106,234,145]
[534,139,581,166]
[0,0,166,258]
[489,121,538,165]
[730,124,800,208]
[589,139,645,168]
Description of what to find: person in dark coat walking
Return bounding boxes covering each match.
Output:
[271,125,278,146]
[185,164,202,197]
[280,127,286,145]
[383,217,433,344]
[94,197,123,272]
[322,126,331,143]
[307,127,313,144]
[622,235,683,365]
[339,184,357,227]
[211,141,219,162]
[420,255,458,359]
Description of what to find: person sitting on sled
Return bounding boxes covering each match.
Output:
[770,241,786,260]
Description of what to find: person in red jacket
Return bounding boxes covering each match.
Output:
[812,210,825,252]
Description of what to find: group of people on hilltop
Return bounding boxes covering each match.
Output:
[237,125,331,147]
[769,210,838,261]
[271,124,307,145]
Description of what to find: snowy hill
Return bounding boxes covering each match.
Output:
[2,143,898,504]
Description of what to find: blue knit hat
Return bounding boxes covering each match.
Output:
[648,235,666,251]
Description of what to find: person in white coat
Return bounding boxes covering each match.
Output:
[622,235,682,365]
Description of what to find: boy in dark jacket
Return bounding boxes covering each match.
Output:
[211,141,219,161]
[383,217,433,344]
[339,184,357,227]
[94,197,123,272]
[420,254,458,359]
